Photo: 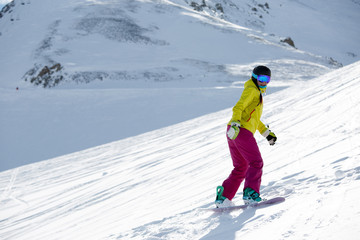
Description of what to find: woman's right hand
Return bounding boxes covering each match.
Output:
[227,121,241,140]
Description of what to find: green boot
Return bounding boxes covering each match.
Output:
[243,187,262,204]
[215,186,227,207]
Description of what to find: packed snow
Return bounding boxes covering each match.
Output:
[1,60,360,240]
[1,0,360,239]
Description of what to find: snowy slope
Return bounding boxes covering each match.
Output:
[263,0,360,66]
[2,0,350,171]
[187,0,360,66]
[1,0,345,89]
[1,61,359,239]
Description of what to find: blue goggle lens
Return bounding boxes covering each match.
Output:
[252,73,271,83]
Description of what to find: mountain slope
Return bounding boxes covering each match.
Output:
[1,0,345,171]
[1,61,359,239]
[185,0,360,65]
[0,0,347,89]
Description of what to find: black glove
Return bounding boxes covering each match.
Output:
[262,129,277,146]
[266,132,277,145]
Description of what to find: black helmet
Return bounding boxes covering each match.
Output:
[252,65,271,79]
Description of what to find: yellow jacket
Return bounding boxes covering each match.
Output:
[228,79,267,135]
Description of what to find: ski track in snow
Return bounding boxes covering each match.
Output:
[0,62,360,239]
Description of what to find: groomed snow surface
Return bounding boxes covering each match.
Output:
[0,61,359,240]
[1,0,360,239]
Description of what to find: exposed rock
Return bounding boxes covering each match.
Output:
[215,3,224,13]
[0,1,15,19]
[281,37,296,48]
[24,63,64,88]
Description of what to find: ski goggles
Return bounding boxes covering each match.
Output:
[252,73,271,83]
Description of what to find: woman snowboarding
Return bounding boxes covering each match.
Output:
[215,65,277,208]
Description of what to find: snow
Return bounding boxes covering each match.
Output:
[263,0,360,65]
[1,61,360,240]
[1,0,360,239]
[2,0,358,170]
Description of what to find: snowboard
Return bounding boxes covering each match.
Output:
[202,197,285,212]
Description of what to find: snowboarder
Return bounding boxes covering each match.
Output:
[215,65,277,208]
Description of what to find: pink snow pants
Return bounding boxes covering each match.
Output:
[222,126,264,200]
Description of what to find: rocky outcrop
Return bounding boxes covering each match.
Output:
[24,63,64,88]
[281,37,296,48]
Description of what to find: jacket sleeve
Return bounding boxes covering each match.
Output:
[257,120,268,134]
[231,87,257,122]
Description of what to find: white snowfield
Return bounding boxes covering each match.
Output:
[0,61,359,239]
[1,0,359,171]
[1,0,360,239]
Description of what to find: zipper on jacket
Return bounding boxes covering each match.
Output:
[247,109,256,122]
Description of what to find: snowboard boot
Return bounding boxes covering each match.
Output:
[215,186,233,208]
[243,187,262,204]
